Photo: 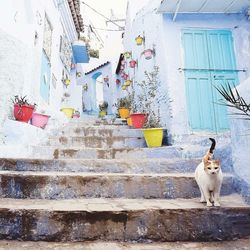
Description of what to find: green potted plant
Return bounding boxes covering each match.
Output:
[115,95,132,119]
[99,101,108,117]
[12,95,36,123]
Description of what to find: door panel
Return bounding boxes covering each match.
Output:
[207,30,236,70]
[182,29,238,132]
[182,30,209,69]
[212,73,238,131]
[185,72,216,131]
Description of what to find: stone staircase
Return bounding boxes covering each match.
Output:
[0,118,249,243]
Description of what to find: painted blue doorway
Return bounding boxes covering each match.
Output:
[182,29,238,132]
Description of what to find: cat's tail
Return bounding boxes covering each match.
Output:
[209,138,216,154]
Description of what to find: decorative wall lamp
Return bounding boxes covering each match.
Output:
[63,78,71,87]
[135,35,144,46]
[103,76,109,82]
[83,84,88,91]
[76,72,82,77]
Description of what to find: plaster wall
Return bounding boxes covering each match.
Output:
[229,78,250,202]
[0,0,79,146]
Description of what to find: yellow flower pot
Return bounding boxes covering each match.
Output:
[119,108,130,119]
[127,117,132,126]
[60,108,75,118]
[135,35,144,45]
[99,111,107,117]
[142,128,163,148]
[124,80,132,86]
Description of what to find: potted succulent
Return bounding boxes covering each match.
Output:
[99,101,108,117]
[12,95,36,123]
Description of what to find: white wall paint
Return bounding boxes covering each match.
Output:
[0,0,80,145]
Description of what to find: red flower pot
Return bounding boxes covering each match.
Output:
[129,60,137,68]
[123,73,129,80]
[130,113,147,129]
[14,104,35,123]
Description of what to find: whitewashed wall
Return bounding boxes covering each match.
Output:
[0,0,79,145]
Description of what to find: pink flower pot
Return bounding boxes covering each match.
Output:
[31,112,50,129]
[143,49,154,60]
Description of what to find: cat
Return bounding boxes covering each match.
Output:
[195,138,223,207]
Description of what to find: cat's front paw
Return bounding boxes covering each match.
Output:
[206,201,213,207]
[214,201,220,207]
[200,198,206,203]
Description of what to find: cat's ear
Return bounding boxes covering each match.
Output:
[214,159,220,165]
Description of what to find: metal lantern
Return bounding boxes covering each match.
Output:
[64,79,71,86]
[103,76,109,82]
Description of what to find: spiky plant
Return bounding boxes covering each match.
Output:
[214,83,250,120]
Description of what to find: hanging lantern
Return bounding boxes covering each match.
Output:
[64,78,71,86]
[76,72,82,77]
[135,35,144,46]
[129,60,137,68]
[123,51,131,59]
[143,49,154,60]
[123,73,129,80]
[124,80,132,86]
[122,85,127,90]
[116,79,121,85]
[103,76,109,82]
[83,84,88,91]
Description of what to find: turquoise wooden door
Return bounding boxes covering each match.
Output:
[182,29,238,132]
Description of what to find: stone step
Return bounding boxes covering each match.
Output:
[1,240,250,250]
[59,127,143,138]
[0,158,233,173]
[0,194,249,242]
[46,136,146,148]
[0,171,235,199]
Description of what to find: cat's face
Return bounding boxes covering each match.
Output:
[204,160,221,175]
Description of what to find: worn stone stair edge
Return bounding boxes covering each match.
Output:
[0,195,249,242]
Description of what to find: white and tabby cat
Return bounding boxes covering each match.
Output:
[195,138,223,207]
